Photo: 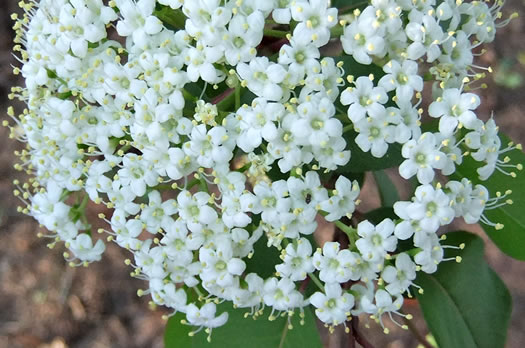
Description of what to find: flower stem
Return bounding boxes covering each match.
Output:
[335,220,358,246]
[307,272,324,291]
[330,24,344,37]
[263,28,289,39]
[278,319,290,348]
[235,84,241,110]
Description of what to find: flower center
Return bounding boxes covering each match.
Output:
[327,299,337,309]
[215,260,227,271]
[370,126,380,138]
[328,258,340,269]
[415,153,426,165]
[189,205,200,217]
[234,37,245,48]
[291,256,303,268]
[426,201,437,216]
[372,234,382,246]
[295,52,306,64]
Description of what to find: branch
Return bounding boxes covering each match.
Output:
[346,324,356,348]
[403,314,434,348]
[351,317,375,348]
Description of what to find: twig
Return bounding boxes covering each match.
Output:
[351,317,375,348]
[346,323,356,348]
[403,313,434,348]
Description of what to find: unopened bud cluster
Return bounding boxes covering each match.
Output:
[7,0,520,338]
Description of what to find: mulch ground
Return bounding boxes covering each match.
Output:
[0,1,524,347]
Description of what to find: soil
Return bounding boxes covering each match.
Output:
[0,1,524,347]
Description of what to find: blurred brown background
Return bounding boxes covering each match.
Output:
[0,1,524,347]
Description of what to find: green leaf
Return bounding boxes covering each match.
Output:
[165,304,323,348]
[416,231,511,348]
[373,170,400,207]
[244,232,281,278]
[451,132,525,260]
[364,207,396,224]
[331,0,370,13]
[332,56,385,81]
[337,131,403,173]
[154,6,186,30]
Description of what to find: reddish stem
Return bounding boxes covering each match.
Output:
[351,317,375,348]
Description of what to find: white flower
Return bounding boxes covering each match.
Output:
[275,238,314,281]
[461,1,497,43]
[354,108,396,158]
[313,242,355,283]
[399,132,447,184]
[236,98,283,152]
[291,0,338,47]
[140,190,177,233]
[199,241,246,288]
[184,124,234,168]
[186,302,229,329]
[414,234,444,273]
[115,0,163,47]
[386,100,422,144]
[183,1,231,46]
[253,180,291,223]
[394,184,455,233]
[341,12,386,64]
[360,289,403,329]
[117,154,159,197]
[113,218,143,250]
[184,47,225,84]
[340,76,388,123]
[68,234,106,262]
[287,171,328,209]
[263,277,304,311]
[12,0,510,332]
[405,15,444,62]
[278,39,320,83]
[237,57,287,101]
[310,283,354,325]
[161,220,203,260]
[30,182,71,231]
[378,60,423,101]
[429,88,481,135]
[272,0,304,24]
[440,31,474,70]
[158,0,183,10]
[292,97,342,147]
[231,272,264,309]
[320,176,360,222]
[177,190,219,232]
[222,12,264,66]
[465,118,500,164]
[381,253,417,295]
[355,219,397,263]
[446,179,488,224]
[301,57,344,101]
[312,136,351,170]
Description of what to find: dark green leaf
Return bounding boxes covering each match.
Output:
[332,56,385,82]
[165,303,323,348]
[364,207,396,224]
[373,170,400,207]
[337,131,403,173]
[331,0,370,13]
[154,6,186,30]
[451,132,525,260]
[244,232,281,278]
[416,232,511,348]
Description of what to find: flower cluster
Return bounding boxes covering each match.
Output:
[7,0,520,339]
